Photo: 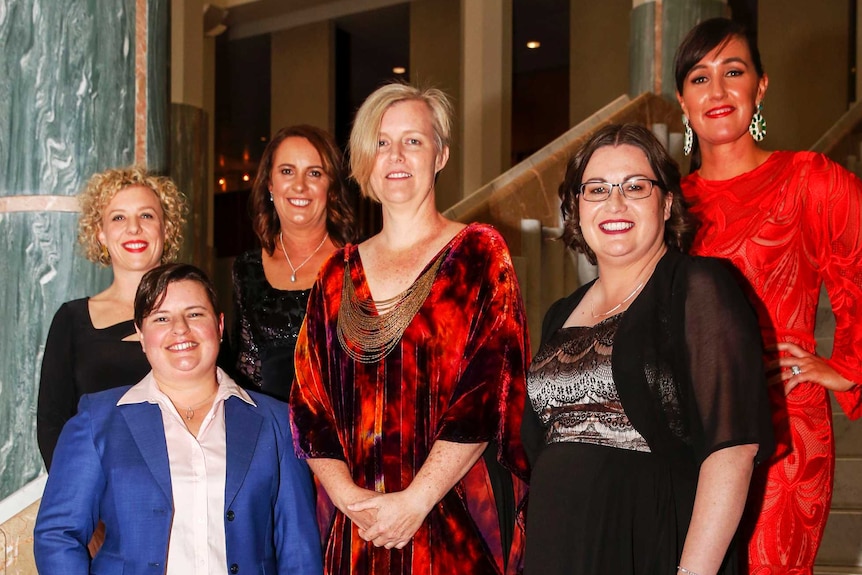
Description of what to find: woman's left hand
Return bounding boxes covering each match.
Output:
[772,342,854,394]
[348,491,432,549]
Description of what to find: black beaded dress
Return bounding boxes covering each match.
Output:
[231,249,310,401]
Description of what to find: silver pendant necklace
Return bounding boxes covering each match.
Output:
[279,231,329,282]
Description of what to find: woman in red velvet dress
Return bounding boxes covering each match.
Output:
[675,18,862,575]
[289,82,530,575]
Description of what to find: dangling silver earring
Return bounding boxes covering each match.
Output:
[682,115,693,156]
[749,102,766,142]
[269,192,274,202]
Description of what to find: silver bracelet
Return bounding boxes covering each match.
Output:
[677,567,700,575]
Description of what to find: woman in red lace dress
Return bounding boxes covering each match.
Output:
[290,83,530,575]
[674,18,862,575]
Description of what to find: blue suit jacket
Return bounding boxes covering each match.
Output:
[34,383,322,574]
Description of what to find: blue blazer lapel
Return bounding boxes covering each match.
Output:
[224,397,263,507]
[121,403,172,502]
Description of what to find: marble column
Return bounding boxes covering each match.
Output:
[0,0,168,500]
[629,0,728,99]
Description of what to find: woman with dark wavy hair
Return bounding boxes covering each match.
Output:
[522,123,773,575]
[231,124,357,400]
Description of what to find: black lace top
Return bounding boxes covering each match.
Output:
[231,249,310,401]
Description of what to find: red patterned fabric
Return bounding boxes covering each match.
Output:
[290,223,530,575]
[682,151,862,574]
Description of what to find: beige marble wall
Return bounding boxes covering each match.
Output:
[0,500,39,574]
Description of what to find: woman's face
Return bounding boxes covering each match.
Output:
[269,136,331,233]
[369,99,449,209]
[676,35,768,149]
[98,185,165,272]
[138,280,223,384]
[578,144,672,268]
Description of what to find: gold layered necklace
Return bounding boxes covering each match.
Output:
[337,252,446,363]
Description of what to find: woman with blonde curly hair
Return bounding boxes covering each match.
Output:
[38,166,187,471]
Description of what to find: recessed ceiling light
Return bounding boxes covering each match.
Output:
[526,41,541,49]
[393,66,406,74]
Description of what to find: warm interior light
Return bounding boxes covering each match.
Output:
[242,174,250,182]
[218,178,226,186]
[526,41,541,49]
[392,66,406,74]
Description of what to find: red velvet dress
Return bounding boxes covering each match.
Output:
[682,151,862,574]
[290,223,530,575]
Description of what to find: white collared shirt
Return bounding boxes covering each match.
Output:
[118,368,256,575]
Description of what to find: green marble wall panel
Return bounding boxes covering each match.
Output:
[0,0,168,500]
[629,3,656,98]
[629,0,727,99]
[148,0,169,172]
[170,103,209,271]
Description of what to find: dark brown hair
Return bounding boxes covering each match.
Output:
[674,18,765,168]
[134,263,219,329]
[559,123,699,265]
[249,125,357,253]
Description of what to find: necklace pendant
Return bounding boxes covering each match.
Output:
[290,273,297,282]
[185,407,194,420]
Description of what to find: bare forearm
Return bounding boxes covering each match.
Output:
[306,457,377,530]
[678,443,758,575]
[406,439,488,509]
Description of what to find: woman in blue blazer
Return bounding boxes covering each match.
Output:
[35,263,322,575]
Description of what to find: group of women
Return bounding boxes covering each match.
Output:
[33,16,859,575]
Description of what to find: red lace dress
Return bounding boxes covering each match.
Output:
[682,151,862,574]
[290,224,530,575]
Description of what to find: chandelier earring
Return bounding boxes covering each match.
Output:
[682,115,693,156]
[749,102,767,142]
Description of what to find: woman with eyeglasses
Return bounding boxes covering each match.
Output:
[521,124,773,575]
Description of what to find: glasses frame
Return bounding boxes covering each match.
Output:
[577,178,660,202]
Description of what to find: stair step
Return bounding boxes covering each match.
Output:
[834,414,862,457]
[814,567,862,575]
[816,509,862,567]
[834,458,862,510]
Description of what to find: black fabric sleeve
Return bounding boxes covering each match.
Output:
[681,259,774,464]
[37,303,77,470]
[231,257,261,389]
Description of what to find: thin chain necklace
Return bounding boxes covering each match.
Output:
[590,279,645,319]
[173,389,218,421]
[279,231,329,282]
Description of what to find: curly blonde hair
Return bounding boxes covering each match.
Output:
[78,167,188,266]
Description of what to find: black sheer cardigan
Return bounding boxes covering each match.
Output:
[522,248,774,477]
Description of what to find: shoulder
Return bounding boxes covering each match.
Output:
[451,223,511,262]
[318,245,350,279]
[241,391,292,435]
[54,298,89,319]
[81,386,135,416]
[233,249,263,273]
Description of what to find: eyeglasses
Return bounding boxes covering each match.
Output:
[577,178,660,202]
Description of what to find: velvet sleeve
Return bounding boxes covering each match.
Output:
[681,258,774,464]
[290,259,346,461]
[232,257,262,389]
[37,302,78,470]
[433,230,530,481]
[34,394,104,574]
[805,155,862,418]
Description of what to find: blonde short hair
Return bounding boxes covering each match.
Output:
[77,166,188,265]
[349,83,453,201]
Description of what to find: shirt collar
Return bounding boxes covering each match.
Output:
[118,367,256,408]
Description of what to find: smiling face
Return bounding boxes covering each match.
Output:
[269,136,331,233]
[578,144,672,268]
[369,99,449,209]
[97,185,166,273]
[138,279,223,385]
[677,35,768,150]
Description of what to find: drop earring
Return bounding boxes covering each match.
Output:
[269,192,274,202]
[749,102,767,142]
[682,115,693,156]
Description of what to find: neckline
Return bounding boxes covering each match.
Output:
[690,150,784,186]
[256,249,313,295]
[347,222,474,304]
[83,297,138,335]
